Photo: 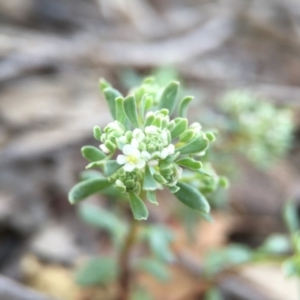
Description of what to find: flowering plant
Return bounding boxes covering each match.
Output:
[68,78,218,220]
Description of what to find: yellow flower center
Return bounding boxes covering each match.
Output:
[127,155,138,164]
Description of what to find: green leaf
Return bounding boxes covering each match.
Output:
[147,226,175,262]
[170,118,188,139]
[175,157,202,170]
[129,193,149,220]
[80,170,103,181]
[115,97,127,124]
[158,81,179,114]
[259,234,291,255]
[78,203,126,246]
[174,182,210,214]
[283,256,300,277]
[104,160,122,176]
[146,190,158,205]
[204,244,252,276]
[178,96,193,118]
[75,257,117,286]
[81,146,106,162]
[204,288,222,300]
[68,178,112,204]
[124,95,140,128]
[177,136,208,154]
[284,201,299,234]
[99,78,112,92]
[103,87,122,119]
[143,166,159,191]
[135,258,170,281]
[93,126,102,141]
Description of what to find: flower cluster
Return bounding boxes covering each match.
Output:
[220,90,294,167]
[69,78,220,220]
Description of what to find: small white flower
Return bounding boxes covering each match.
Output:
[167,144,175,155]
[160,148,169,159]
[190,122,202,132]
[117,144,146,172]
[145,126,158,135]
[160,143,175,159]
[105,121,124,133]
[132,128,145,142]
[100,144,110,153]
[130,138,139,149]
[161,129,169,146]
[148,159,158,167]
[115,179,124,186]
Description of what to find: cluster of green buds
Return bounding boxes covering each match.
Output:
[220,90,294,167]
[68,78,219,220]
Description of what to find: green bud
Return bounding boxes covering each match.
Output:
[205,132,216,142]
[167,120,175,131]
[153,173,167,184]
[179,130,195,143]
[125,131,133,141]
[175,157,202,170]
[93,126,102,141]
[219,176,229,188]
[145,112,155,127]
[105,140,116,152]
[152,117,162,128]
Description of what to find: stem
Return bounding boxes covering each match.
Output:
[117,218,139,300]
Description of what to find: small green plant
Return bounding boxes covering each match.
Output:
[68,77,222,300]
[218,90,294,168]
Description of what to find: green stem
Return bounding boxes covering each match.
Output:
[116,218,139,300]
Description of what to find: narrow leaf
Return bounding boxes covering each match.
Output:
[177,136,208,154]
[178,96,193,118]
[136,258,170,281]
[81,146,106,162]
[159,81,179,114]
[170,118,188,139]
[129,193,149,220]
[103,87,122,119]
[124,95,140,128]
[284,201,299,234]
[143,166,159,191]
[146,190,158,205]
[78,203,126,246]
[75,257,117,286]
[99,78,112,92]
[104,160,122,176]
[115,97,127,124]
[93,126,102,141]
[68,178,112,204]
[174,182,210,214]
[80,170,103,181]
[175,157,202,170]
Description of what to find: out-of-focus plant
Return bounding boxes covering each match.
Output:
[68,77,223,300]
[216,90,294,168]
[202,200,300,298]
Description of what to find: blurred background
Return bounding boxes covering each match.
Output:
[1,0,300,300]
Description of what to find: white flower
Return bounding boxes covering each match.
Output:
[117,144,146,172]
[148,159,158,167]
[160,144,175,159]
[145,126,159,135]
[105,121,124,133]
[161,129,169,146]
[132,128,145,142]
[100,144,110,153]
